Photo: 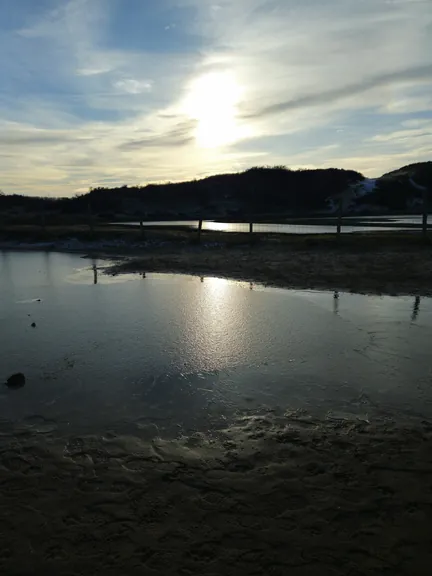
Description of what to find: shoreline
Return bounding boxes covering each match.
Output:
[0,236,432,296]
[106,242,432,297]
[2,233,432,296]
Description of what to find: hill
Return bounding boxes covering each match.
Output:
[350,161,432,213]
[0,162,430,222]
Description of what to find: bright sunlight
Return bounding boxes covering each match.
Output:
[184,71,246,148]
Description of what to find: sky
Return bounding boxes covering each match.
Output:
[0,0,431,197]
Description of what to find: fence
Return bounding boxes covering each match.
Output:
[6,207,428,240]
[133,213,431,240]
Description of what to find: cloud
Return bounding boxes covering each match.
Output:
[0,129,75,147]
[76,66,112,76]
[241,64,432,119]
[114,79,153,94]
[119,120,196,149]
[369,119,432,148]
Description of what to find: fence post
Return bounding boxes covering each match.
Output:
[412,295,420,321]
[92,261,98,285]
[422,187,428,238]
[140,216,144,239]
[197,218,203,242]
[249,222,253,235]
[336,197,343,239]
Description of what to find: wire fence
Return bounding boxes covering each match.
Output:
[4,213,428,239]
[133,214,431,238]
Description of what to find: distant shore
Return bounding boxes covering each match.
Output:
[1,225,432,296]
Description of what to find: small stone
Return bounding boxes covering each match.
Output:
[5,373,26,389]
[31,322,36,328]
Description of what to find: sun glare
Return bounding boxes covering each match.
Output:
[184,71,245,148]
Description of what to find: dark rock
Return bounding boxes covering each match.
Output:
[5,373,26,389]
[31,322,36,328]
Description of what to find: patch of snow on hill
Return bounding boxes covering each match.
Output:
[349,178,377,198]
[326,178,377,213]
[409,178,428,192]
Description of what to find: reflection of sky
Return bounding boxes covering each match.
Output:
[129,220,422,234]
[2,252,430,331]
[1,0,431,196]
[2,252,432,432]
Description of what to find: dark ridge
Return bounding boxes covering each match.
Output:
[0,162,430,221]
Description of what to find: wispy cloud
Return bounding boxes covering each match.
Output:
[119,120,197,149]
[114,79,153,94]
[241,64,432,119]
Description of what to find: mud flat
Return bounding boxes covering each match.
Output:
[1,409,431,575]
[107,241,432,296]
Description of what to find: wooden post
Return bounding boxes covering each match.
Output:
[140,217,144,239]
[197,218,203,242]
[409,178,428,238]
[412,295,420,322]
[333,291,340,315]
[336,197,343,239]
[422,187,428,238]
[249,222,253,235]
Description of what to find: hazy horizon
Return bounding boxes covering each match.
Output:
[1,0,431,197]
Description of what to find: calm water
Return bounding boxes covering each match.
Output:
[1,251,432,438]
[117,215,428,234]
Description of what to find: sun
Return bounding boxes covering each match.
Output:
[184,71,244,148]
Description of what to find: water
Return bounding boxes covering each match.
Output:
[116,215,429,234]
[1,251,432,438]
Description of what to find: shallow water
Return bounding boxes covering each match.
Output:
[1,251,432,437]
[117,215,427,234]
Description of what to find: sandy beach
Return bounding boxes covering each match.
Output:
[1,409,431,575]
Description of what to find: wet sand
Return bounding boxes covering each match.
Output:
[107,241,432,296]
[1,410,432,575]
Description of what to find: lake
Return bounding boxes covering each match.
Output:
[1,251,431,439]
